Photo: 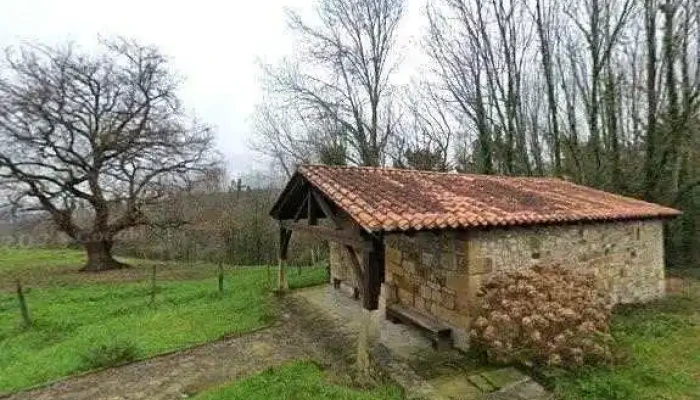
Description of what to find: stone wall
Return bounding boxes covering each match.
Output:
[383,219,666,350]
[328,214,362,296]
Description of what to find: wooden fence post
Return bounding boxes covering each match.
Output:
[16,279,32,329]
[150,264,157,307]
[218,261,225,294]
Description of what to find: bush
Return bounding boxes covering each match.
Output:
[470,265,613,368]
[80,340,139,369]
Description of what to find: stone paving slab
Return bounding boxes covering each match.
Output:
[429,375,484,400]
[481,379,552,400]
[466,374,495,392]
[480,367,530,390]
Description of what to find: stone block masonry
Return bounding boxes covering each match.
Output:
[381,219,666,351]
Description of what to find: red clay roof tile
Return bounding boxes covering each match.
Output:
[298,165,681,232]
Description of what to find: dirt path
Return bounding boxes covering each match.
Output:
[2,315,328,400]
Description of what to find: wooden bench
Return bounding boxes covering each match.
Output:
[386,304,452,350]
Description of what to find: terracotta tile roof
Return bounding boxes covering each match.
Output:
[297,164,681,232]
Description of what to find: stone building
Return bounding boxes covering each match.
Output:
[270,165,680,352]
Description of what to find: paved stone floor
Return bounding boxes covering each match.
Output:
[291,285,551,400]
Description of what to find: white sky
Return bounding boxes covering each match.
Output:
[0,0,425,179]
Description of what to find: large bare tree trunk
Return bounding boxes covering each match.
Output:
[81,240,129,272]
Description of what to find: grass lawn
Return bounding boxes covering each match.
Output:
[549,273,700,399]
[0,247,327,395]
[192,361,404,400]
[0,247,249,291]
[0,247,85,275]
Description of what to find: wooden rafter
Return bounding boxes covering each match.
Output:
[308,191,318,225]
[293,192,309,222]
[312,189,341,229]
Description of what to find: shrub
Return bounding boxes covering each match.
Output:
[80,340,139,369]
[470,265,613,368]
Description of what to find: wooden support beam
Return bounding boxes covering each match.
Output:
[307,190,318,225]
[362,235,384,311]
[280,220,368,250]
[279,227,292,259]
[312,190,341,229]
[344,245,365,295]
[293,192,309,222]
[277,226,292,292]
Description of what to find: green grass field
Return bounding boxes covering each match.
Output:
[0,247,327,394]
[0,247,248,290]
[192,361,404,400]
[0,247,85,274]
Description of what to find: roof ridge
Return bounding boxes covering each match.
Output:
[298,164,561,180]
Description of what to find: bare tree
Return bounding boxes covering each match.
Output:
[531,0,562,176]
[643,0,660,199]
[251,103,316,178]
[0,39,216,271]
[263,0,405,166]
[252,102,350,177]
[390,83,454,171]
[564,0,635,185]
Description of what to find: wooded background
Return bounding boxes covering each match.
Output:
[0,0,697,269]
[253,0,699,268]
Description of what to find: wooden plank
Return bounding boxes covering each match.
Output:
[280,220,368,249]
[386,304,451,333]
[386,304,452,349]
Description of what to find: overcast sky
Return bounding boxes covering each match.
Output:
[0,0,425,179]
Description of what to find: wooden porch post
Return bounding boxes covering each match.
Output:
[357,234,384,376]
[277,226,292,292]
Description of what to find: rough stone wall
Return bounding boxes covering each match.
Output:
[384,230,474,349]
[383,220,666,350]
[328,214,361,294]
[468,220,666,304]
[329,242,360,289]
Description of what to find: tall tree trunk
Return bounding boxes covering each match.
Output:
[588,0,603,186]
[81,240,128,272]
[474,72,494,174]
[534,0,562,176]
[643,0,659,200]
[662,1,681,195]
[606,68,623,191]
